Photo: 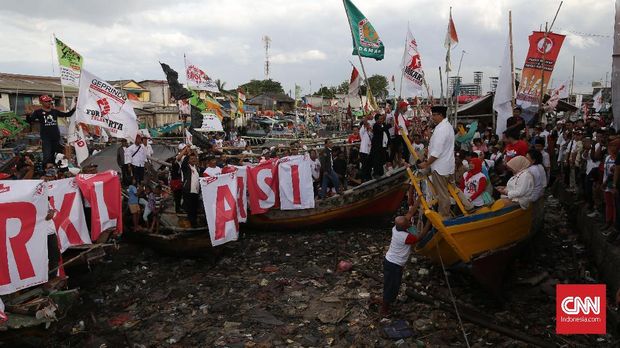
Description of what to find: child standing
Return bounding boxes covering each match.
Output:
[127,179,141,232]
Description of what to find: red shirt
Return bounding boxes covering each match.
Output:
[347,133,361,144]
[504,140,529,161]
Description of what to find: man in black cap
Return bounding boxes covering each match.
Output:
[27,95,75,166]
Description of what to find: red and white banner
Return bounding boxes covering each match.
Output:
[247,160,279,215]
[76,171,122,241]
[515,31,565,122]
[401,27,425,96]
[348,66,361,97]
[234,166,248,223]
[185,57,219,92]
[278,156,315,210]
[0,180,49,295]
[47,178,91,252]
[200,173,239,246]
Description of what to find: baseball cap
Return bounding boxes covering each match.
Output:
[39,95,53,102]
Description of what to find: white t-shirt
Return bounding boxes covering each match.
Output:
[585,143,601,174]
[428,118,455,176]
[359,126,372,154]
[385,226,412,267]
[462,172,486,207]
[204,166,222,177]
[189,165,200,194]
[128,144,147,167]
[123,146,132,165]
[528,164,547,201]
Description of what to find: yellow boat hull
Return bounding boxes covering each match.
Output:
[415,201,533,266]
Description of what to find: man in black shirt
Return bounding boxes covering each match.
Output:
[370,114,388,178]
[505,106,525,139]
[26,95,75,165]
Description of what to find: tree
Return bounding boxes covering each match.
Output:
[215,79,227,92]
[336,80,349,94]
[364,74,389,101]
[238,79,285,97]
[313,86,337,99]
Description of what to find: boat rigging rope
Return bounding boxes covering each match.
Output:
[436,245,471,348]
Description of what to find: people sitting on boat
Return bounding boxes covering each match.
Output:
[381,205,419,317]
[459,158,490,209]
[496,156,534,209]
[203,155,222,177]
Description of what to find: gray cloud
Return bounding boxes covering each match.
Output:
[0,0,614,96]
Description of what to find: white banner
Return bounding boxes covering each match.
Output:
[185,129,193,146]
[200,173,239,246]
[47,178,91,252]
[278,155,315,210]
[0,180,49,295]
[196,112,224,132]
[401,27,425,96]
[67,117,89,165]
[494,33,515,137]
[234,166,248,223]
[185,58,219,92]
[76,69,138,142]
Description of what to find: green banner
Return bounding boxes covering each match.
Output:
[55,37,83,87]
[343,0,384,61]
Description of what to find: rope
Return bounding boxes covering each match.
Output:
[436,244,471,348]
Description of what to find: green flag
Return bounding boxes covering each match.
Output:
[343,0,384,61]
[188,89,206,112]
[55,37,83,88]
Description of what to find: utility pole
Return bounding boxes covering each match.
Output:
[614,0,620,127]
[263,36,271,80]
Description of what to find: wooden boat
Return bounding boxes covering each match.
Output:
[408,168,533,295]
[247,166,409,230]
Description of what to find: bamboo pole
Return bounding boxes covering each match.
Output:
[509,11,516,110]
[439,66,444,105]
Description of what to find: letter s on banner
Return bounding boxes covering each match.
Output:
[200,173,239,246]
[48,178,92,252]
[247,160,279,214]
[0,180,49,295]
[278,155,315,210]
[76,171,123,241]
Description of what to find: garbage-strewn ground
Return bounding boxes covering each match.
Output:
[5,196,616,347]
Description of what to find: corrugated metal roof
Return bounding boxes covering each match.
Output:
[0,73,78,96]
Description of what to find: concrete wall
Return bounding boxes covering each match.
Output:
[0,93,11,111]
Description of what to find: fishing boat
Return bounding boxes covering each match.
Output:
[407,168,533,295]
[247,166,409,230]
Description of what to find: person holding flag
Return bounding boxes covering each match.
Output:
[27,95,75,166]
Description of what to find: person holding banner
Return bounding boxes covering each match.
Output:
[178,146,203,228]
[27,95,75,166]
[127,137,148,185]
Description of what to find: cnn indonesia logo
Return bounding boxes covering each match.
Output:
[556,284,606,334]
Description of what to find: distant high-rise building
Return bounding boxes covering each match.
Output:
[448,76,462,96]
[474,71,483,95]
[489,77,498,93]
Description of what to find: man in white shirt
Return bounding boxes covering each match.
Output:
[309,149,321,196]
[127,137,148,185]
[419,106,473,217]
[203,156,222,177]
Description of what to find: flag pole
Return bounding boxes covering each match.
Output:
[399,23,408,99]
[439,66,444,105]
[52,34,67,111]
[509,11,515,110]
[343,0,374,112]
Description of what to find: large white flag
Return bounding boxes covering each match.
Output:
[401,27,425,96]
[67,116,89,165]
[200,173,239,246]
[0,180,49,295]
[185,57,219,92]
[76,69,138,141]
[47,178,91,252]
[278,155,315,210]
[493,34,514,137]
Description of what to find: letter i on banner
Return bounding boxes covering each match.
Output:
[278,155,315,210]
[76,171,123,241]
[234,166,248,223]
[0,180,49,295]
[200,173,239,246]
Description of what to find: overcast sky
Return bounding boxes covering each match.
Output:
[0,0,614,96]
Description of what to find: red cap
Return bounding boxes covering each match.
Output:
[39,95,53,102]
[398,101,409,110]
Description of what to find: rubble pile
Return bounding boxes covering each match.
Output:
[26,196,613,347]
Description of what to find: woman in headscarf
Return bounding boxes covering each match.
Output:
[497,156,534,209]
[459,157,488,208]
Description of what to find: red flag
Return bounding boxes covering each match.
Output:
[444,10,458,48]
[348,66,361,97]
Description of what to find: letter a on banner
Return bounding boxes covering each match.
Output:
[278,155,315,210]
[0,180,49,295]
[47,178,91,252]
[234,166,248,223]
[76,171,122,241]
[200,174,239,246]
[247,160,279,214]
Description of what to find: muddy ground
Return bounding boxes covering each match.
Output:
[2,196,617,347]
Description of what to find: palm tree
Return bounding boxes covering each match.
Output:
[215,79,227,92]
